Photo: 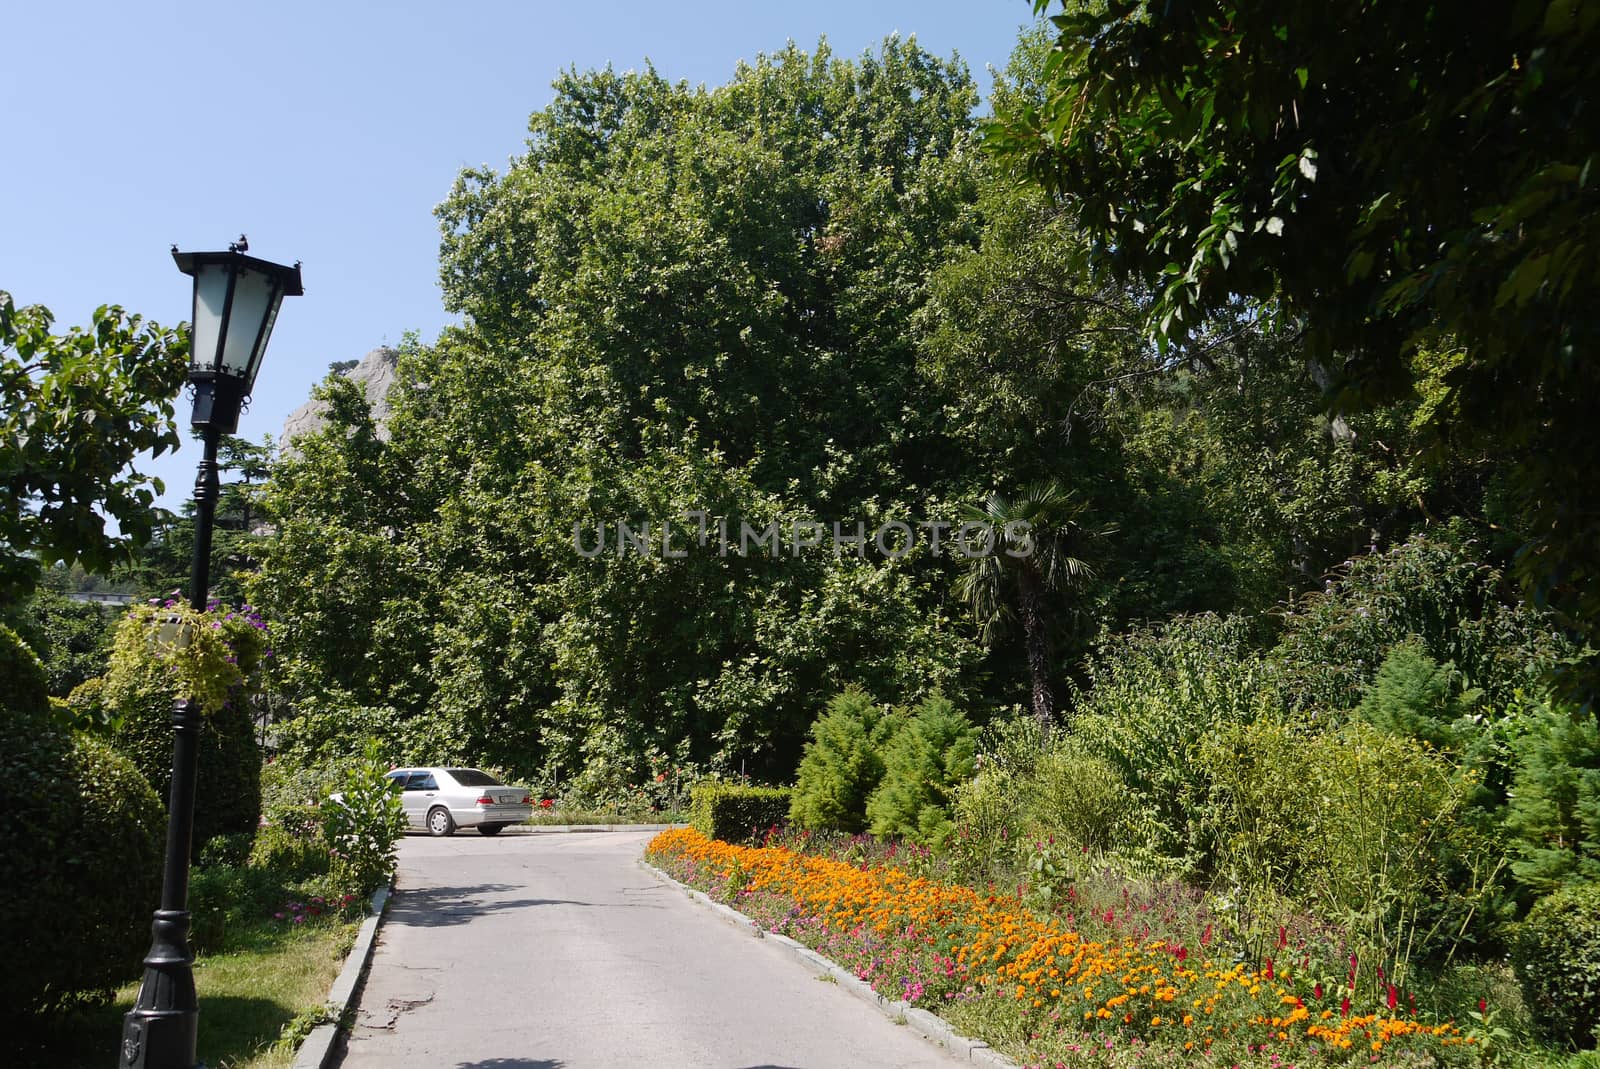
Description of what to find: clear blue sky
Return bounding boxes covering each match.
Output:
[2,0,1034,514]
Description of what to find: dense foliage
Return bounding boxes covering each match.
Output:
[864,692,976,844]
[320,742,406,896]
[99,604,269,855]
[991,0,1600,698]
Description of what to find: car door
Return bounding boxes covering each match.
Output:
[400,771,440,827]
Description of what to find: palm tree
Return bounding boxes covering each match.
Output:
[954,481,1096,730]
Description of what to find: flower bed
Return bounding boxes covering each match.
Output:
[646,828,1473,1068]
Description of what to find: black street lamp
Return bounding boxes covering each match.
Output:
[120,238,301,1069]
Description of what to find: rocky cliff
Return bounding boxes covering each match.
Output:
[280,347,399,448]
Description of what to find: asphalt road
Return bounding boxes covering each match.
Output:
[336,828,965,1069]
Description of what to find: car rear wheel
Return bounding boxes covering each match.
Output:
[477,823,506,837]
[426,806,456,837]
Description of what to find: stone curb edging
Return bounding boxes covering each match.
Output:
[638,859,1021,1069]
[290,880,393,1069]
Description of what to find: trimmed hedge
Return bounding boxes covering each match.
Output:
[0,710,163,1013]
[1512,882,1600,1049]
[689,783,792,844]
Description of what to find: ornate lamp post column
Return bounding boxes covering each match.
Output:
[120,237,301,1069]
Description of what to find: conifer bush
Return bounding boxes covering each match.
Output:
[866,693,976,844]
[789,687,900,833]
[1504,701,1600,895]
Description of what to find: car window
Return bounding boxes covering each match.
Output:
[405,773,439,791]
[444,768,500,787]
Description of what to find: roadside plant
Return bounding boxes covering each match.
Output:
[320,740,405,897]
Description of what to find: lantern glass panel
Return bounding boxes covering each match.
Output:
[221,267,277,381]
[191,262,232,372]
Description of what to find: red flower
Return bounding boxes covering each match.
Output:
[1264,958,1274,980]
[1277,926,1288,949]
[1387,985,1398,1010]
[1478,998,1488,1015]
[1340,997,1351,1017]
[1314,983,1324,1000]
[1201,924,1212,945]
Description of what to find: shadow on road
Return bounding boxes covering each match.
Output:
[389,884,594,927]
[453,1060,565,1069]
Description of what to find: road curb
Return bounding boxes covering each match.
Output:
[638,859,1020,1067]
[290,880,392,1069]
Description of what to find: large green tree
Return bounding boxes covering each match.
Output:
[991,1,1600,694]
[255,40,990,779]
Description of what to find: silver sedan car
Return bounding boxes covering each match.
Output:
[384,767,533,837]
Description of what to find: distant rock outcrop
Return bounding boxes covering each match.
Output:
[281,347,399,448]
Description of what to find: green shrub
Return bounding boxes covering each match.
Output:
[789,687,900,833]
[320,741,405,897]
[948,717,1043,883]
[1201,718,1505,979]
[18,588,115,697]
[0,622,48,715]
[198,831,255,870]
[108,654,262,858]
[1027,743,1135,853]
[1069,613,1281,868]
[866,693,976,845]
[1512,882,1600,1049]
[0,711,163,1013]
[689,782,793,844]
[1505,700,1600,896]
[250,807,332,882]
[62,675,112,730]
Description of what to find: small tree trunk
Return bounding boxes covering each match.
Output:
[1017,567,1054,732]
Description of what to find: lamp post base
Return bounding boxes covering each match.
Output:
[119,910,199,1069]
